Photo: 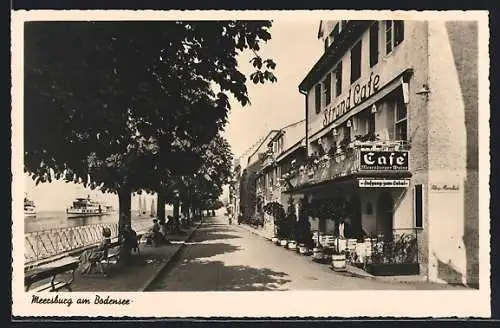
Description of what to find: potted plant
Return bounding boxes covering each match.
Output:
[312,244,325,262]
[263,201,286,246]
[295,197,314,256]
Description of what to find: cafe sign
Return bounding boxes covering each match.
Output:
[359,179,410,188]
[360,151,409,171]
[323,72,381,127]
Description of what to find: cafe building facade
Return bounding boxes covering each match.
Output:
[285,20,478,286]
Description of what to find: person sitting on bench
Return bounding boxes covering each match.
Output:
[79,227,111,274]
[123,224,139,255]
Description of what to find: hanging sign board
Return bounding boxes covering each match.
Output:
[358,179,410,188]
[360,151,409,171]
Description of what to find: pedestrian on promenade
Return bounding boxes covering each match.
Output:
[123,224,139,256]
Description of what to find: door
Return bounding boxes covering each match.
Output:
[376,191,394,241]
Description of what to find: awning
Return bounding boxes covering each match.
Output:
[310,73,406,142]
[284,171,412,195]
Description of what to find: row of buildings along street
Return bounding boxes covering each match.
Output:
[229,19,479,288]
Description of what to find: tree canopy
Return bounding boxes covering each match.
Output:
[24,20,276,198]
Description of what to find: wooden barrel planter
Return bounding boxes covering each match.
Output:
[298,245,310,255]
[331,253,347,271]
[279,239,288,247]
[312,248,325,262]
[287,241,297,250]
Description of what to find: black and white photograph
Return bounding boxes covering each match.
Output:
[11,10,490,317]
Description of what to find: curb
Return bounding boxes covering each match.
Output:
[237,224,272,241]
[139,221,203,291]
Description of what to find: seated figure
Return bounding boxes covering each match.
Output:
[79,227,111,274]
[122,224,139,255]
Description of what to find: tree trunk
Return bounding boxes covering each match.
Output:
[118,185,132,264]
[157,191,166,222]
[118,185,132,234]
[173,197,180,233]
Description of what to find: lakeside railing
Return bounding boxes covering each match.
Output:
[24,221,152,265]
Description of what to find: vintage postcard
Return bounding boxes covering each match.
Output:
[11,10,491,318]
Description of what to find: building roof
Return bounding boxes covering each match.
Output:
[298,20,373,93]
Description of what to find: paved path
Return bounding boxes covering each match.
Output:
[150,216,467,291]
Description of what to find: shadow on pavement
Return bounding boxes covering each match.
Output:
[190,233,241,242]
[162,260,291,291]
[182,242,241,260]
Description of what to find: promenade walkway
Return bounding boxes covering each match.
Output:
[26,220,203,292]
[236,223,451,287]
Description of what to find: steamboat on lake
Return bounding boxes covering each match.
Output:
[24,195,37,217]
[66,195,114,218]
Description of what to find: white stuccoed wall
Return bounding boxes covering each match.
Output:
[426,21,468,285]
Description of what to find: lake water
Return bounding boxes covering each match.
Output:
[24,210,173,233]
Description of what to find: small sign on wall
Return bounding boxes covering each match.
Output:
[358,179,410,188]
[430,183,460,192]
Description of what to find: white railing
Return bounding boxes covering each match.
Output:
[24,221,152,265]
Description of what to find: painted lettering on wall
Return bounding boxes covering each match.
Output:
[360,151,409,171]
[430,184,460,192]
[323,72,381,127]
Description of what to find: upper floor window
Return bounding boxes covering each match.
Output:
[395,97,407,141]
[334,62,343,97]
[369,22,379,67]
[385,20,404,55]
[330,23,340,45]
[324,37,329,51]
[323,73,332,106]
[315,83,322,114]
[350,41,362,84]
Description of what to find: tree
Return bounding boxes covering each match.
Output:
[295,197,313,248]
[24,21,277,241]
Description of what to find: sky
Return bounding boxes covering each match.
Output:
[23,20,323,211]
[223,20,323,161]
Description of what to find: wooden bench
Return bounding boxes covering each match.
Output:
[82,233,144,277]
[25,257,80,292]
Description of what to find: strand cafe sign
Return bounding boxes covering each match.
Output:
[360,151,409,171]
[323,72,381,127]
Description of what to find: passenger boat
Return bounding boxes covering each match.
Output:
[66,195,113,218]
[24,196,37,217]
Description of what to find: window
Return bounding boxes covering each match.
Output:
[315,83,322,113]
[323,73,331,106]
[369,22,379,67]
[330,23,340,44]
[324,37,329,51]
[334,62,342,97]
[350,41,362,84]
[394,98,407,140]
[394,21,404,46]
[414,184,423,228]
[385,20,404,55]
[368,112,376,134]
